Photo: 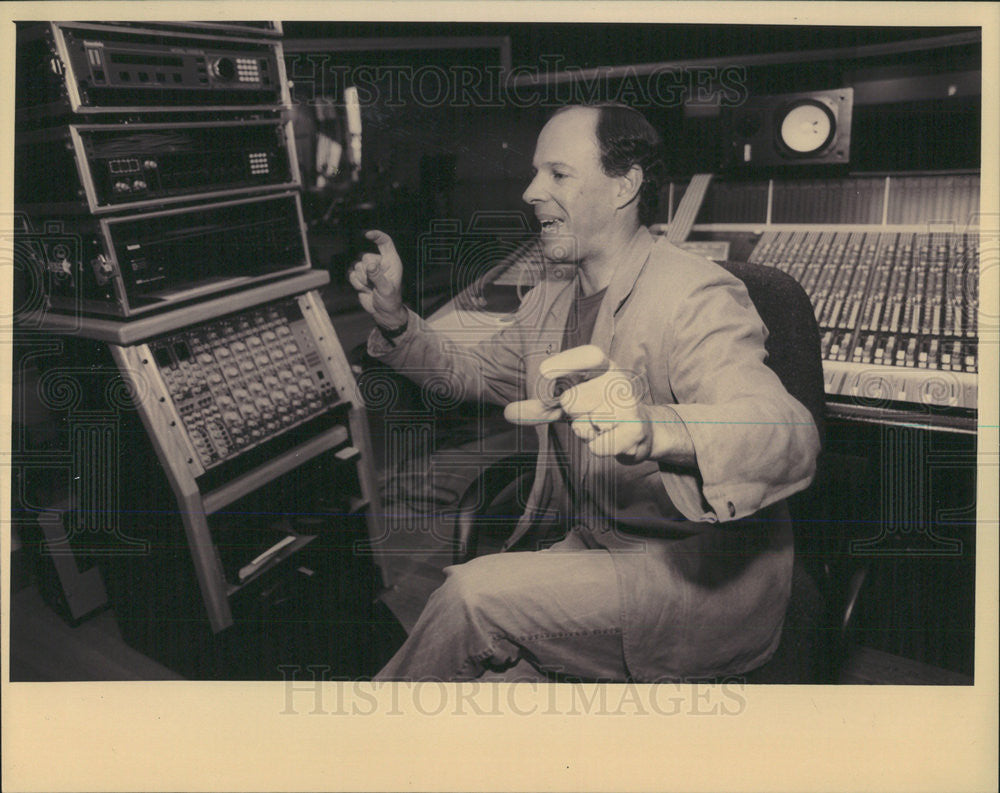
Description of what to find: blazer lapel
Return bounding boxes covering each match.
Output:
[503,232,653,551]
[591,227,655,352]
[502,274,575,551]
[524,275,576,398]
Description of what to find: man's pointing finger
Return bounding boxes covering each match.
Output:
[364,229,400,259]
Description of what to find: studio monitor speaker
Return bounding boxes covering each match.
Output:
[726,87,853,168]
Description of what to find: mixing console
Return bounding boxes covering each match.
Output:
[749,230,978,411]
[149,297,341,468]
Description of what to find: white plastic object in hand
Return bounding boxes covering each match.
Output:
[538,345,610,407]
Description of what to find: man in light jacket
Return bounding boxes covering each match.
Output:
[351,103,820,682]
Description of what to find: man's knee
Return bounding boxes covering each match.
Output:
[432,555,512,622]
[439,555,493,599]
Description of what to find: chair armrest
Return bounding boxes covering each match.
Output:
[452,453,536,565]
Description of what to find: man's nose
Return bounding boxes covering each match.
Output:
[522,173,543,205]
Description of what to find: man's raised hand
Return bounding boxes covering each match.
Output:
[349,229,408,328]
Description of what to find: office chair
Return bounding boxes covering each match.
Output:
[452,259,868,683]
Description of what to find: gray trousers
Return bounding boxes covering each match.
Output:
[374,530,629,682]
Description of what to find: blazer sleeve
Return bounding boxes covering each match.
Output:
[366,302,534,408]
[658,270,820,523]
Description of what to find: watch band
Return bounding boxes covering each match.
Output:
[376,316,409,343]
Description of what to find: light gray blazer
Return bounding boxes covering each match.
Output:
[369,227,820,680]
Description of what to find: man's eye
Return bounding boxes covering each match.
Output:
[552,172,568,181]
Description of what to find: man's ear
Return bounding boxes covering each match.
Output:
[615,164,644,211]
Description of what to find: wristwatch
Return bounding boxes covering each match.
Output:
[376,316,409,343]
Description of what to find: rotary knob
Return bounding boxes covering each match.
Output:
[210,57,237,81]
[91,254,115,283]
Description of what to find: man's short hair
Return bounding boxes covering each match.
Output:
[555,102,665,225]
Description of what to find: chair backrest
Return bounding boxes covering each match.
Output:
[716,261,853,682]
[718,260,826,449]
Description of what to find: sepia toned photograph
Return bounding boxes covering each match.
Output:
[3,4,997,792]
